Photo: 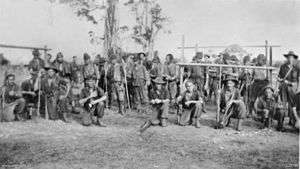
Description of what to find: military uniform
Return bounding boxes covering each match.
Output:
[1,80,25,121]
[177,88,203,127]
[125,60,135,107]
[219,87,246,131]
[188,61,205,95]
[149,82,169,126]
[164,62,178,102]
[107,61,125,114]
[80,85,106,126]
[70,61,82,82]
[278,62,299,108]
[82,62,100,82]
[21,77,38,118]
[53,60,71,79]
[28,57,45,73]
[132,62,148,109]
[41,75,59,120]
[254,94,276,128]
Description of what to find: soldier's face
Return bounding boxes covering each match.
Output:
[57,56,63,62]
[7,76,15,84]
[48,69,55,77]
[156,84,162,90]
[227,81,235,88]
[86,81,95,88]
[287,56,295,64]
[265,89,273,98]
[186,82,194,92]
[73,57,77,63]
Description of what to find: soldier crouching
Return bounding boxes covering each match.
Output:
[176,80,204,128]
[139,77,170,133]
[218,76,246,131]
[254,86,276,129]
[1,73,26,121]
[79,76,107,127]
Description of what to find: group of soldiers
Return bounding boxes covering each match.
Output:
[0,48,299,132]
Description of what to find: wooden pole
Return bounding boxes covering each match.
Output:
[265,40,269,78]
[195,43,198,54]
[0,44,51,51]
[177,63,277,70]
[179,66,184,94]
[216,66,222,124]
[177,45,280,49]
[269,46,273,86]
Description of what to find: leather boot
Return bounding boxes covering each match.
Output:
[195,119,201,128]
[236,119,243,131]
[161,119,167,127]
[96,118,107,127]
[140,120,151,133]
[62,113,70,123]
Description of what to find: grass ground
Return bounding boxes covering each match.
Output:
[0,105,298,169]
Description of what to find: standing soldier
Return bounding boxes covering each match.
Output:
[107,56,126,115]
[132,54,148,109]
[52,52,71,79]
[164,54,178,103]
[139,77,170,132]
[149,55,164,92]
[28,49,45,73]
[56,79,71,122]
[218,74,246,131]
[79,76,107,127]
[239,55,253,117]
[176,80,204,128]
[0,74,26,121]
[125,54,135,108]
[70,56,82,82]
[82,53,100,84]
[188,52,205,96]
[249,54,269,116]
[278,51,300,128]
[41,65,59,120]
[94,54,107,90]
[21,70,39,119]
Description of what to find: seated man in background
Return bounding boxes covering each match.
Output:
[254,86,277,129]
[218,75,246,131]
[79,76,107,127]
[1,73,26,121]
[139,77,170,133]
[176,80,203,128]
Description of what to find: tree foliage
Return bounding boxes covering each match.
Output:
[124,0,170,56]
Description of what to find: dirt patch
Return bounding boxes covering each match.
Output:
[0,107,298,169]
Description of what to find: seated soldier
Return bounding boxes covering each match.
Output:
[139,77,170,132]
[176,80,203,128]
[21,71,39,119]
[0,73,26,121]
[218,75,246,131]
[79,76,107,127]
[254,86,276,129]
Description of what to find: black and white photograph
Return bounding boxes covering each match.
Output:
[0,0,299,168]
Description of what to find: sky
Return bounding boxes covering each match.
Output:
[0,0,299,64]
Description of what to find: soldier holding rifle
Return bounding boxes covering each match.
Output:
[278,51,300,129]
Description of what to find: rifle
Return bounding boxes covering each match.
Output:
[216,66,223,126]
[104,62,109,108]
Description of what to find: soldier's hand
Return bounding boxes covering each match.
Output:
[90,91,97,98]
[8,91,15,96]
